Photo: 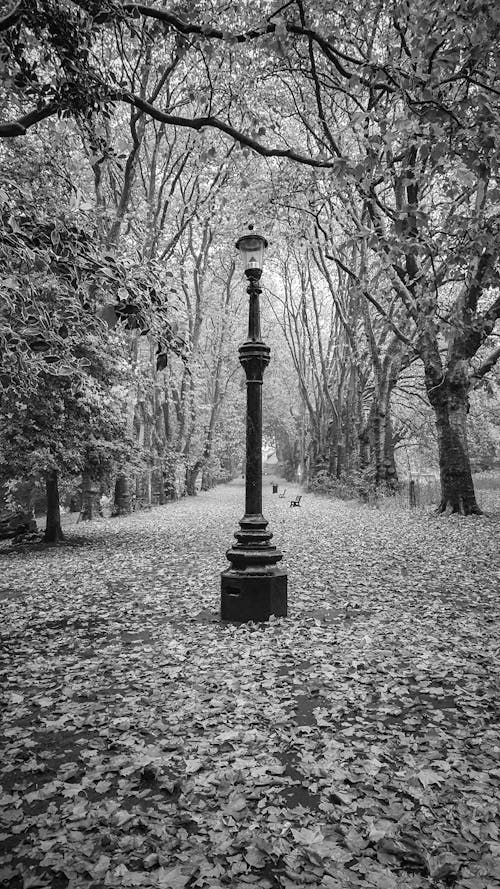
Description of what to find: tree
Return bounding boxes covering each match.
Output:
[2,1,499,511]
[268,236,406,491]
[260,0,500,510]
[0,144,139,540]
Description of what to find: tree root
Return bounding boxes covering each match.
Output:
[436,497,482,516]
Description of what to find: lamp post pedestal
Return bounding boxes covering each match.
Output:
[221,267,287,622]
[221,565,288,622]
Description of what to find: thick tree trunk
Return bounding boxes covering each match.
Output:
[372,400,396,488]
[135,471,152,510]
[434,397,481,515]
[372,404,385,486]
[335,441,343,478]
[113,473,132,515]
[163,465,178,501]
[186,462,202,496]
[358,425,370,470]
[201,466,215,490]
[308,437,319,481]
[365,403,378,476]
[81,471,100,520]
[151,465,165,505]
[45,469,64,542]
[383,413,399,491]
[366,383,399,491]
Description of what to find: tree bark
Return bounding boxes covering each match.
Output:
[434,395,481,515]
[358,424,370,470]
[370,396,399,489]
[135,471,152,510]
[163,461,179,500]
[422,341,482,515]
[201,465,215,490]
[383,412,399,491]
[45,469,64,542]
[81,471,100,520]
[151,464,165,505]
[113,473,132,515]
[186,461,202,496]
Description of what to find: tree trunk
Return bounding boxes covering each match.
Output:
[151,465,165,505]
[383,413,399,491]
[113,473,132,515]
[45,469,64,542]
[135,471,152,510]
[186,462,202,496]
[364,403,377,473]
[434,395,481,515]
[308,437,319,481]
[366,382,400,490]
[81,471,100,520]
[371,398,391,488]
[201,466,214,490]
[164,464,178,501]
[358,425,370,470]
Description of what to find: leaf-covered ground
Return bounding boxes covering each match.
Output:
[1,481,499,889]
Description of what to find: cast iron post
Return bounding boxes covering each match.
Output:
[221,266,288,621]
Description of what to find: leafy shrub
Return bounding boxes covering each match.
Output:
[308,468,395,502]
[308,470,358,500]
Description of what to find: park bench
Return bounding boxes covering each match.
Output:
[290,494,302,507]
[279,489,287,499]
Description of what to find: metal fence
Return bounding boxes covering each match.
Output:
[393,473,500,512]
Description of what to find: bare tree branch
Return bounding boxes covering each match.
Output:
[0,103,59,137]
[471,344,500,385]
[330,253,416,348]
[0,89,338,167]
[121,93,337,167]
[122,3,365,78]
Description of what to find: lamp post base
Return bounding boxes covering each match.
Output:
[221,568,287,622]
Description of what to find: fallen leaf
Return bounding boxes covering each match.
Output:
[417,768,443,788]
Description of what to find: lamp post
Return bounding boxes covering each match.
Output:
[221,232,287,621]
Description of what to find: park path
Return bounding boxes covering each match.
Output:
[1,481,499,888]
[8,475,497,621]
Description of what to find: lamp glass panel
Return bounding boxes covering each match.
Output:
[244,252,261,270]
[236,234,267,271]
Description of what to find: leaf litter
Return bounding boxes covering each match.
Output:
[0,483,499,889]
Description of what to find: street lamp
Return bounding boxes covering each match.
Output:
[220,231,288,621]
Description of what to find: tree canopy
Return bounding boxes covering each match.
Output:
[1,0,500,515]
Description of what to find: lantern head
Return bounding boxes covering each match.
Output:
[235,233,268,273]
